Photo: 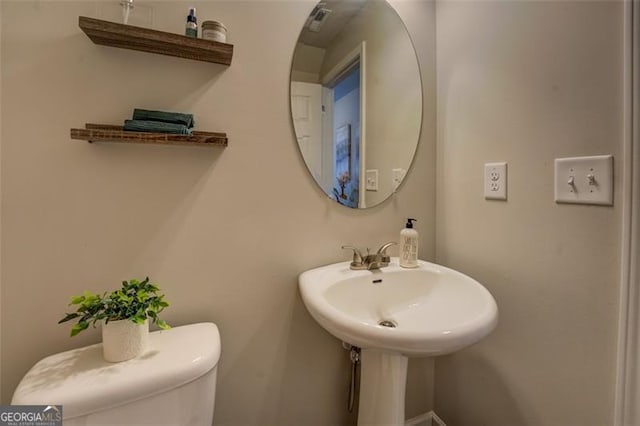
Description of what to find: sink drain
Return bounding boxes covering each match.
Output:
[378,320,397,328]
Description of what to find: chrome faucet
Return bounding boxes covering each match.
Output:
[342,242,397,270]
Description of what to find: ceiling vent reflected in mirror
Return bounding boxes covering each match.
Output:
[300,0,367,48]
[306,4,332,33]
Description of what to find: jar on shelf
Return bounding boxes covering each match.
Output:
[202,20,227,43]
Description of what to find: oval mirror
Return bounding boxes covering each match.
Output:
[290,0,422,208]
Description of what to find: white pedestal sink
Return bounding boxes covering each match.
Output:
[299,258,498,426]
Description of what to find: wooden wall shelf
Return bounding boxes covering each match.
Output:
[79,16,233,65]
[71,124,228,147]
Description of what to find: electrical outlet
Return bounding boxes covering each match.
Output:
[392,168,406,192]
[366,169,378,191]
[484,162,507,200]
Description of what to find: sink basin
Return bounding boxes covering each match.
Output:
[299,257,498,425]
[299,258,498,356]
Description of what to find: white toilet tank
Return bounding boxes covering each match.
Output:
[12,322,221,426]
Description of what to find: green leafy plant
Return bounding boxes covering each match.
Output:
[58,277,170,337]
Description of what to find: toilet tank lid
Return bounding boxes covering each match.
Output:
[11,322,221,419]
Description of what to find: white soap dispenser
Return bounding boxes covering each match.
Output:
[400,218,418,268]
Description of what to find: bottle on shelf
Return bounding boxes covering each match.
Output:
[185,7,198,38]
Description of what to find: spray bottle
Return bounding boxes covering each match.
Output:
[185,7,198,38]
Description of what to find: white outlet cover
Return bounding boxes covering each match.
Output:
[392,168,406,192]
[554,155,613,206]
[366,169,378,191]
[484,162,507,201]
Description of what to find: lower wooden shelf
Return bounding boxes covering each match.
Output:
[70,124,228,147]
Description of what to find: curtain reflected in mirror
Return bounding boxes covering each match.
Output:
[290,0,423,209]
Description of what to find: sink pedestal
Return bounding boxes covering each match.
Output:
[358,349,408,426]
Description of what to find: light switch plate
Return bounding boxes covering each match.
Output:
[366,169,378,191]
[484,162,507,200]
[554,155,613,206]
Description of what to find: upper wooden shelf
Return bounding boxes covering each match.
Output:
[78,16,233,65]
[71,124,228,147]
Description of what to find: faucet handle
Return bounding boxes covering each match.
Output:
[376,242,397,255]
[342,245,365,268]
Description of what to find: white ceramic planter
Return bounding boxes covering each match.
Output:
[102,319,149,362]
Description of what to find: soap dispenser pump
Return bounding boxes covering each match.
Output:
[400,218,418,268]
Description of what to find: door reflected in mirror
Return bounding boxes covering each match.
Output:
[290,0,423,209]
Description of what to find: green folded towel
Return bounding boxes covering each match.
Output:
[123,120,192,135]
[132,108,195,129]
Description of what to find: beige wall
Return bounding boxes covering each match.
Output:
[435,1,623,425]
[0,0,436,424]
[2,0,625,423]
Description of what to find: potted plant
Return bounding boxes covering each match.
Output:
[59,277,170,362]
